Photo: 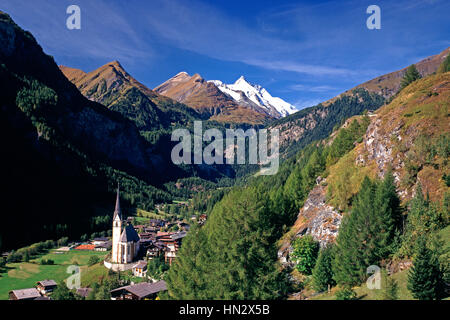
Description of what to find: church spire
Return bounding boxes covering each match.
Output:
[113,183,122,221]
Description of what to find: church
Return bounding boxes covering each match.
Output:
[110,186,140,264]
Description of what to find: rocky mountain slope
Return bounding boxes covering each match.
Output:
[0,12,166,178]
[154,72,273,124]
[326,47,450,104]
[268,48,449,160]
[60,62,202,131]
[0,11,187,248]
[270,88,385,159]
[279,71,450,264]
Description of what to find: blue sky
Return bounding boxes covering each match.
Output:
[1,0,449,109]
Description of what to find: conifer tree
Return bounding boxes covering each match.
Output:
[400,64,421,90]
[407,235,445,300]
[165,186,290,299]
[438,54,450,73]
[373,169,401,258]
[333,173,403,286]
[312,245,336,292]
[333,176,377,285]
[382,271,399,300]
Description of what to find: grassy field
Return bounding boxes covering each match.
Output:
[136,208,167,220]
[310,269,414,300]
[0,249,108,300]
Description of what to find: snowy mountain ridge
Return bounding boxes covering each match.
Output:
[209,76,297,118]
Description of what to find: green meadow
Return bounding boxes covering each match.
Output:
[0,250,108,300]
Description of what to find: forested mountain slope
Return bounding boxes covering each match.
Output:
[279,71,449,279]
[166,66,449,300]
[0,12,177,249]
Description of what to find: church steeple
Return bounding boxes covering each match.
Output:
[113,183,122,221]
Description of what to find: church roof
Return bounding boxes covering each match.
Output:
[120,224,140,243]
[113,184,122,221]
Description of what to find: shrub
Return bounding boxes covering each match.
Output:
[88,256,99,266]
[291,235,320,275]
[335,287,357,300]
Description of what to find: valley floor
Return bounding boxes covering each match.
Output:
[0,250,108,300]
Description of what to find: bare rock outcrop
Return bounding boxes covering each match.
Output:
[278,180,342,267]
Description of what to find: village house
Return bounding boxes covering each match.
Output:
[146,241,165,259]
[162,232,187,265]
[36,280,57,295]
[95,240,112,252]
[132,260,148,278]
[110,281,167,300]
[9,288,42,300]
[91,237,109,246]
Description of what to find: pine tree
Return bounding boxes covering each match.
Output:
[333,173,403,286]
[333,176,377,286]
[382,271,399,300]
[312,245,336,292]
[438,54,450,73]
[407,235,444,300]
[373,169,401,258]
[400,65,421,90]
[165,186,290,299]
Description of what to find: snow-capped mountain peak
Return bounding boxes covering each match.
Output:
[208,76,297,118]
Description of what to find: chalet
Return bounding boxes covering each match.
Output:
[9,288,41,300]
[92,237,109,246]
[144,226,158,233]
[163,232,187,265]
[132,260,148,278]
[36,280,57,295]
[110,281,167,300]
[139,232,154,240]
[95,241,112,252]
[149,219,165,227]
[146,242,165,259]
[133,225,145,233]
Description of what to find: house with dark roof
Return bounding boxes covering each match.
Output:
[9,288,42,300]
[92,237,109,245]
[95,240,112,252]
[36,280,57,295]
[110,281,167,300]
